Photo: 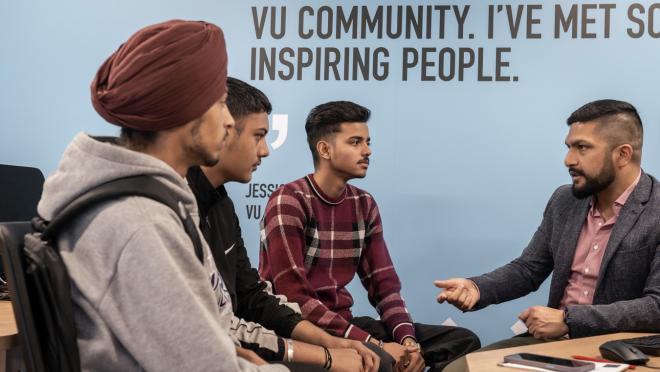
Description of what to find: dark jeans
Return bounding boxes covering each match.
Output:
[364,341,395,372]
[350,316,481,372]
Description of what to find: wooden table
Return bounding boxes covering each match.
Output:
[0,301,18,372]
[0,302,17,350]
[467,333,660,371]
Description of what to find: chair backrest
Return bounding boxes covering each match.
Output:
[0,164,46,356]
[0,164,45,222]
[0,221,45,372]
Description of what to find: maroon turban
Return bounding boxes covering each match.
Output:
[91,20,228,131]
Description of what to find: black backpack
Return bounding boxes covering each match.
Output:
[1,175,204,372]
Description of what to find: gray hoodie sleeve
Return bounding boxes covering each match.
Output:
[93,214,286,372]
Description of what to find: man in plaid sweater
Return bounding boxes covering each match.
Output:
[259,101,480,371]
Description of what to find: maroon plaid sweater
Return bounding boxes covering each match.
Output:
[259,174,415,343]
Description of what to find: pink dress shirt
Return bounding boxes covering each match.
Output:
[560,172,641,308]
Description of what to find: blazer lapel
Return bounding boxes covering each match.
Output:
[596,173,652,285]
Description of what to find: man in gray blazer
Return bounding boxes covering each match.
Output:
[436,99,659,360]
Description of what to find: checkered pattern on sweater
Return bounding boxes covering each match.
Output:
[259,175,415,343]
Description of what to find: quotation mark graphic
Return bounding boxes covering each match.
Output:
[270,114,288,150]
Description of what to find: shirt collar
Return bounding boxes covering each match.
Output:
[306,174,347,205]
[614,170,641,206]
[589,170,641,217]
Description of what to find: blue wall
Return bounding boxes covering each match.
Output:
[2,0,659,345]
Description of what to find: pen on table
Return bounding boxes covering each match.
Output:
[571,355,635,370]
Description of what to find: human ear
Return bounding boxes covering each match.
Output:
[317,140,331,161]
[614,144,633,166]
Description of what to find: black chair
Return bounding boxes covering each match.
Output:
[0,164,80,372]
[1,222,43,372]
[0,164,44,300]
[0,164,44,222]
[1,219,83,372]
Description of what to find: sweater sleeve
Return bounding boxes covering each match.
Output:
[357,199,416,343]
[259,186,372,342]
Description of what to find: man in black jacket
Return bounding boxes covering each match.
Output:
[187,77,390,371]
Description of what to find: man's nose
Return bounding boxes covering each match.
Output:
[259,141,270,158]
[363,143,372,157]
[564,149,577,168]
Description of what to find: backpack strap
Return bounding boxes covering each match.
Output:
[40,175,204,264]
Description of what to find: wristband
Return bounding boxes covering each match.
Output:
[322,346,333,370]
[286,338,294,362]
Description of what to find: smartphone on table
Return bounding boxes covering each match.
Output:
[503,353,595,372]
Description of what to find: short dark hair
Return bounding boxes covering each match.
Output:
[305,101,371,165]
[567,99,643,163]
[226,77,272,134]
[119,127,159,149]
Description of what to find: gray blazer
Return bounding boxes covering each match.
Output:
[471,171,660,338]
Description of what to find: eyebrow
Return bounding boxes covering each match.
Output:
[565,139,591,147]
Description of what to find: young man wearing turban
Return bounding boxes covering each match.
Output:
[37,20,283,371]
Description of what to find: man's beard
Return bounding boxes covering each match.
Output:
[188,123,221,167]
[193,146,220,167]
[570,158,616,199]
